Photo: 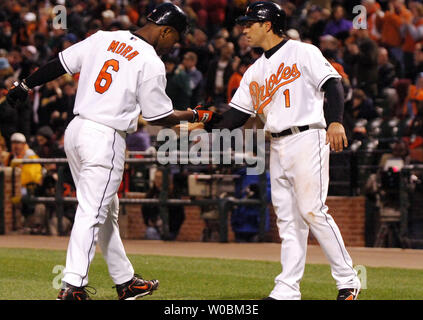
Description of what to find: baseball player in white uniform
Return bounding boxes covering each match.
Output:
[199,2,361,300]
[6,3,218,300]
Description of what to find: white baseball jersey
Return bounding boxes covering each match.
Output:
[229,40,341,133]
[58,30,174,133]
[228,39,360,300]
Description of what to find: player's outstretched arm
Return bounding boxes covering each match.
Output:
[149,105,222,127]
[172,106,251,133]
[6,58,66,106]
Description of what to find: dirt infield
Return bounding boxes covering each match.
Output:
[1,235,423,269]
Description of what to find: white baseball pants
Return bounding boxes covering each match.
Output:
[62,116,134,288]
[268,128,360,300]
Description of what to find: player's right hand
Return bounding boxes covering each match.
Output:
[6,80,30,106]
[191,105,222,125]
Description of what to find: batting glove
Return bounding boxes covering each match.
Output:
[191,105,222,124]
[6,80,30,106]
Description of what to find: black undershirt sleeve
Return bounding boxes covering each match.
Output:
[25,58,67,89]
[204,107,251,132]
[322,77,344,125]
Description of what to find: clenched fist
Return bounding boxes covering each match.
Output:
[6,80,30,106]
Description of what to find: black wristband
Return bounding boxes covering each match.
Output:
[190,109,198,123]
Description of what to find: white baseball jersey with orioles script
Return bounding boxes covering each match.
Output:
[229,39,360,300]
[229,39,341,132]
[59,30,174,133]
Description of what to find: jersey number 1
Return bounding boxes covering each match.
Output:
[283,89,291,108]
[94,59,119,94]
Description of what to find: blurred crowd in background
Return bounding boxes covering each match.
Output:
[1,0,423,241]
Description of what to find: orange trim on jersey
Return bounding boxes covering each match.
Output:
[249,62,301,114]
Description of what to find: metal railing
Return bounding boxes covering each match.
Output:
[10,155,269,241]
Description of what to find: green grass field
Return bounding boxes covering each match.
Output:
[0,248,422,300]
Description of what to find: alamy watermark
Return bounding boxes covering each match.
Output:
[156,125,266,175]
[355,264,367,290]
[353,5,367,30]
[52,264,65,289]
[52,5,67,29]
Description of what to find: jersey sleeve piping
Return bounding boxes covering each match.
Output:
[142,109,174,121]
[58,51,74,75]
[229,102,255,115]
[317,73,341,92]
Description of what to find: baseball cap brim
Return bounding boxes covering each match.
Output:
[235,15,260,25]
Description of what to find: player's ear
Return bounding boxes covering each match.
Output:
[160,26,173,39]
[264,21,272,33]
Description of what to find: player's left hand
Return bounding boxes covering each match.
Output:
[6,80,30,106]
[326,122,348,152]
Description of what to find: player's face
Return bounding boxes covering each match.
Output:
[241,21,268,48]
[156,27,180,56]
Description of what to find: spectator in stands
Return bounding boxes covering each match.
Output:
[378,0,412,77]
[7,132,42,189]
[344,29,379,98]
[33,32,51,66]
[0,57,13,81]
[299,5,328,46]
[401,1,423,80]
[205,41,235,110]
[320,34,340,58]
[37,79,63,128]
[236,34,251,61]
[412,43,423,82]
[183,28,211,75]
[351,88,379,121]
[227,58,251,103]
[33,125,63,159]
[180,51,204,107]
[322,2,352,40]
[205,0,227,37]
[404,73,423,120]
[126,116,151,152]
[362,0,383,42]
[377,47,397,94]
[404,103,423,162]
[163,55,192,110]
[59,80,77,126]
[6,132,43,231]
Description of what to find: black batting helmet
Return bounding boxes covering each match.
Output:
[236,2,286,34]
[147,3,189,39]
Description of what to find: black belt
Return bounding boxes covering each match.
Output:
[271,125,310,138]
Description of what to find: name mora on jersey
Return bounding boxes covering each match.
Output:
[107,40,139,61]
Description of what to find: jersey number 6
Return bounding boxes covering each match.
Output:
[94,59,119,94]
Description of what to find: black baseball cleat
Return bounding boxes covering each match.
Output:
[262,296,277,300]
[337,288,360,300]
[57,283,96,300]
[114,275,159,300]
